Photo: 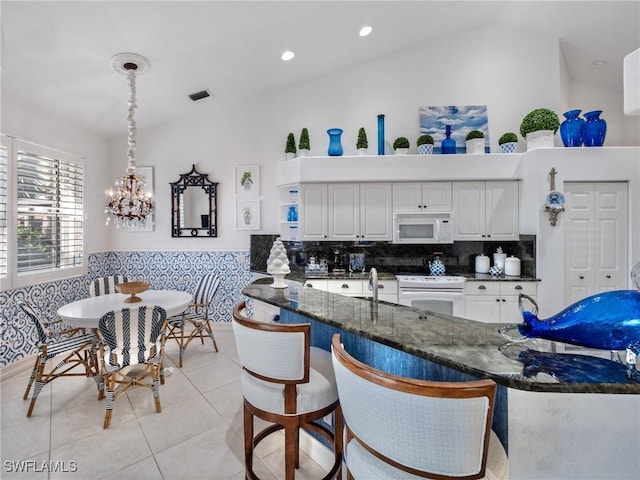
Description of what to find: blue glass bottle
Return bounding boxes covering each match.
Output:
[377,114,385,155]
[327,128,343,156]
[441,125,456,154]
[582,110,607,147]
[559,109,584,147]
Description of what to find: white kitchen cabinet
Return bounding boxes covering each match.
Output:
[304,278,398,304]
[464,281,537,324]
[452,181,519,241]
[392,182,452,212]
[328,183,392,241]
[564,182,628,304]
[300,184,328,240]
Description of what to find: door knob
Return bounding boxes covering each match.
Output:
[579,276,584,279]
[606,275,611,279]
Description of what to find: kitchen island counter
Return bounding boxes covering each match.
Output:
[242,278,639,394]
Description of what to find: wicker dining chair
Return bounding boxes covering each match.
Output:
[18,301,98,417]
[331,333,509,480]
[89,275,128,297]
[166,273,220,367]
[97,305,167,429]
[232,301,343,480]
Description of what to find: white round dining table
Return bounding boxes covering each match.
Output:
[57,289,193,328]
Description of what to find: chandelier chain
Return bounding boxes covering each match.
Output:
[126,68,137,175]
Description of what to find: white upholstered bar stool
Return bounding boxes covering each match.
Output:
[331,333,509,480]
[232,302,342,480]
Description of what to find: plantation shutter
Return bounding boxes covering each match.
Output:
[0,140,8,280]
[16,144,84,273]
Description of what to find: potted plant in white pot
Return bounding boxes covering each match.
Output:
[285,132,296,160]
[519,108,560,150]
[465,130,485,154]
[499,132,518,153]
[393,136,410,155]
[416,134,434,155]
[299,128,310,156]
[356,127,368,155]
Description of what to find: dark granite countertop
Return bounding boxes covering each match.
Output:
[242,278,640,394]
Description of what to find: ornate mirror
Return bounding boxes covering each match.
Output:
[170,164,218,237]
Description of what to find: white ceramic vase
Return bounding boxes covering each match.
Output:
[285,152,296,160]
[357,148,368,156]
[525,130,554,151]
[465,138,485,154]
[299,149,310,157]
[271,273,288,289]
[501,142,518,154]
[395,148,409,155]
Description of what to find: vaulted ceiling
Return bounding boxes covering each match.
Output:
[2,1,638,139]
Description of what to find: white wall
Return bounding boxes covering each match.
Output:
[1,96,111,255]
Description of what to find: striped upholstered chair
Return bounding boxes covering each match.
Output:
[97,305,167,429]
[331,334,509,480]
[166,273,220,367]
[18,301,97,417]
[89,275,128,297]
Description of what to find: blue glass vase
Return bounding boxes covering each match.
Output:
[582,110,607,147]
[327,128,343,156]
[377,114,385,155]
[505,290,640,352]
[559,109,584,147]
[441,125,456,154]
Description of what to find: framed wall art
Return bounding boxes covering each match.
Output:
[236,200,261,230]
[235,165,260,196]
[419,105,490,154]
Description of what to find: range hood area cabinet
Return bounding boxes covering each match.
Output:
[452,181,519,241]
[392,182,452,212]
[279,183,392,241]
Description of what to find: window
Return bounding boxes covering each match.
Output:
[1,136,85,290]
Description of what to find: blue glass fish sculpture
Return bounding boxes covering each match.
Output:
[503,290,640,353]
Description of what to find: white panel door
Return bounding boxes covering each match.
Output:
[485,181,519,241]
[328,183,359,240]
[453,182,485,240]
[392,183,422,212]
[422,182,452,212]
[360,183,392,240]
[300,184,328,240]
[565,182,627,304]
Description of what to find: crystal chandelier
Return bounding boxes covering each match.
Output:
[105,53,154,229]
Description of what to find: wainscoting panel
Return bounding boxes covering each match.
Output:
[0,250,252,367]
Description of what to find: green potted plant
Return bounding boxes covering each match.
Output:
[416,134,434,155]
[519,108,560,150]
[285,132,296,159]
[464,130,485,154]
[356,127,368,155]
[393,136,410,155]
[240,170,254,191]
[299,128,310,156]
[498,132,518,154]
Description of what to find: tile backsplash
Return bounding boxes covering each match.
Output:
[251,235,536,277]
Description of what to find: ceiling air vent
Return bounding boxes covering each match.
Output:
[189,90,211,102]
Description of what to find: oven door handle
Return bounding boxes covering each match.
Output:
[399,289,464,296]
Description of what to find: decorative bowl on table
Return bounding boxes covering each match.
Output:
[116,281,150,303]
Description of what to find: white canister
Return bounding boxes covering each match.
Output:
[475,255,490,273]
[493,252,507,270]
[504,256,521,277]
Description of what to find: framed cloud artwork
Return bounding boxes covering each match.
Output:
[419,105,490,154]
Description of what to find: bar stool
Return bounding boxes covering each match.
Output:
[331,333,509,480]
[232,302,342,480]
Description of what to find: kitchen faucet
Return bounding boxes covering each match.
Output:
[368,267,379,303]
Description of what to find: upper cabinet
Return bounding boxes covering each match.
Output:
[280,183,392,241]
[392,182,452,212]
[452,181,519,241]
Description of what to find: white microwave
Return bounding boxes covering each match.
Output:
[392,212,454,244]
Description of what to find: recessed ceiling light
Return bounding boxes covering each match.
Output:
[281,50,295,61]
[593,60,606,67]
[359,25,373,37]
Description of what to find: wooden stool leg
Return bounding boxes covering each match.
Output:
[284,418,296,480]
[243,401,254,474]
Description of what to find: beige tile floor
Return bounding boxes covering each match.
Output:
[0,325,331,479]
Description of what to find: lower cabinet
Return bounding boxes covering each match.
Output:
[303,278,398,304]
[464,281,537,324]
